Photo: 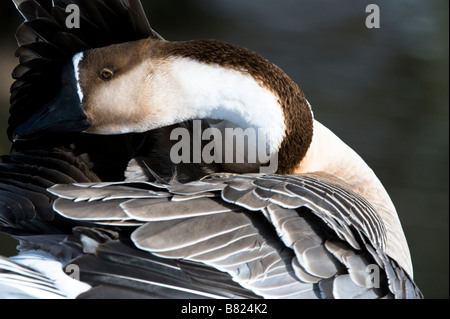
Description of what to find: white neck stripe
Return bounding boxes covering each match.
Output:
[168,57,286,155]
[72,52,84,103]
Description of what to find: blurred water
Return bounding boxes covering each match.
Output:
[0,0,448,298]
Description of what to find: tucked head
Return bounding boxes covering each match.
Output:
[14,38,313,174]
[74,38,178,134]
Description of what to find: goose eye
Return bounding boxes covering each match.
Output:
[100,68,114,80]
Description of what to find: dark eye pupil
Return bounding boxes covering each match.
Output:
[100,69,114,80]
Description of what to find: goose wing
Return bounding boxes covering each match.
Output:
[48,174,422,299]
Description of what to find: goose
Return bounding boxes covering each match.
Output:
[0,0,422,299]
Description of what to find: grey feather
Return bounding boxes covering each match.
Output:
[291,258,321,283]
[39,174,422,298]
[49,183,170,202]
[131,213,253,253]
[122,197,239,221]
[53,198,131,221]
[167,181,226,195]
[171,192,216,201]
[222,187,269,210]
[332,275,382,299]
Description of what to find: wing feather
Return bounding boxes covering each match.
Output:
[39,172,422,298]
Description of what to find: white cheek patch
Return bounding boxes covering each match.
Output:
[72,52,84,103]
[169,57,286,155]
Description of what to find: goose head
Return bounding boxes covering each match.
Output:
[14,38,314,174]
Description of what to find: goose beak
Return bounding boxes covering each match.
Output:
[13,62,88,142]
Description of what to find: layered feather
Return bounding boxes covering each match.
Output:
[48,174,422,298]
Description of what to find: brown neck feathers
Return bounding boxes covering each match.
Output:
[155,39,314,174]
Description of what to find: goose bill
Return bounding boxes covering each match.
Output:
[13,62,88,142]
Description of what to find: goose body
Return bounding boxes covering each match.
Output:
[0,0,421,299]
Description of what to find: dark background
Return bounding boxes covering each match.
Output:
[0,0,448,298]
